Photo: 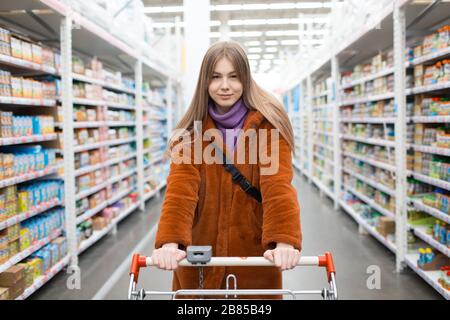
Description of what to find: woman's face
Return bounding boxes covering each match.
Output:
[208,57,243,114]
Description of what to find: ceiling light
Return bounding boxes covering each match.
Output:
[246,41,261,46]
[144,3,337,14]
[248,48,263,53]
[143,6,183,13]
[264,40,279,46]
[263,54,276,59]
[281,39,300,45]
[247,54,261,60]
[266,47,278,53]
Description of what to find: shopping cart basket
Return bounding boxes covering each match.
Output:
[128,246,337,300]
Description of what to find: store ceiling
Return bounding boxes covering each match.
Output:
[141,0,338,73]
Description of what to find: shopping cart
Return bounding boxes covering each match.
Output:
[128,246,337,300]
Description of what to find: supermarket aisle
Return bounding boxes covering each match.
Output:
[31,170,442,300]
[29,193,166,300]
[100,171,442,300]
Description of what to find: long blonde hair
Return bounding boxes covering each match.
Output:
[172,41,294,152]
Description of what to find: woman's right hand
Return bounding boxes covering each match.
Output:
[151,243,186,270]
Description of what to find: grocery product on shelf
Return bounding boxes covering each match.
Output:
[412,25,450,60]
[0,145,58,178]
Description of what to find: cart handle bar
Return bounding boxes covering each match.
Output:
[130,252,336,283]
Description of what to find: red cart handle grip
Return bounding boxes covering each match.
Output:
[318,252,336,282]
[130,253,147,283]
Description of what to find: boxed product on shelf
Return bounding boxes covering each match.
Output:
[107,110,134,122]
[0,287,8,300]
[103,89,135,106]
[74,106,98,122]
[376,217,395,237]
[72,56,85,75]
[413,25,450,59]
[0,145,57,176]
[0,26,11,56]
[0,69,11,96]
[10,37,22,59]
[91,216,105,231]
[20,208,63,244]
[76,170,106,193]
[77,219,93,243]
[75,128,102,146]
[0,264,25,299]
[88,190,107,211]
[417,248,449,271]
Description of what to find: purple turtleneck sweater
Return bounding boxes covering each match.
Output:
[208,98,249,152]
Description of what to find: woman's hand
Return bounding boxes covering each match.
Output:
[151,243,186,270]
[263,243,301,271]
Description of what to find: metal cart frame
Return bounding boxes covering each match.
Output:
[128,252,337,300]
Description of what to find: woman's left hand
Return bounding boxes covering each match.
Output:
[263,243,301,271]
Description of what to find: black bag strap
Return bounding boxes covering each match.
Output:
[214,143,262,203]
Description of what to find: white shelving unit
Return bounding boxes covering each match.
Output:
[283,0,450,299]
[0,0,180,299]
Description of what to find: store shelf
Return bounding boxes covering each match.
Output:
[75,163,107,177]
[342,135,395,148]
[108,137,136,146]
[107,153,137,167]
[339,200,397,254]
[408,144,450,157]
[16,255,70,300]
[0,53,57,74]
[72,98,106,106]
[78,203,140,255]
[0,164,62,189]
[404,254,449,300]
[0,134,58,146]
[144,182,167,202]
[75,181,109,201]
[409,116,450,124]
[410,47,450,66]
[313,118,333,123]
[114,202,140,225]
[408,81,450,95]
[0,229,62,274]
[410,225,450,258]
[408,171,450,191]
[0,96,56,107]
[106,121,135,127]
[409,198,450,224]
[108,169,137,185]
[146,115,167,121]
[311,176,335,201]
[313,91,328,99]
[72,73,135,95]
[344,185,395,220]
[341,67,395,90]
[313,104,332,109]
[343,168,396,197]
[314,130,333,137]
[340,117,396,124]
[313,152,334,166]
[106,101,135,110]
[343,152,396,172]
[107,187,134,206]
[76,201,109,225]
[73,140,110,153]
[0,199,62,231]
[314,141,334,152]
[341,92,394,106]
[144,155,165,169]
[73,122,107,128]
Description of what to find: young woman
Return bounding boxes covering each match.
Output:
[151,41,302,298]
